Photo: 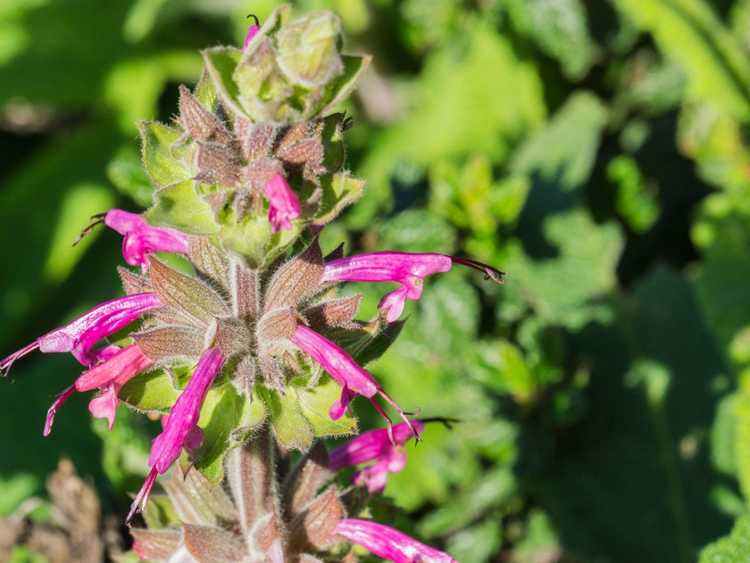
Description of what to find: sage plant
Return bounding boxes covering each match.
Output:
[1,6,503,561]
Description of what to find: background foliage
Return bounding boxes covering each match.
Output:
[2,0,750,561]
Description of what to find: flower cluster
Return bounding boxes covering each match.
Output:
[1,7,503,561]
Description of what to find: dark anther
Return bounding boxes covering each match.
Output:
[246,13,260,26]
[342,113,354,131]
[73,212,107,246]
[451,256,506,284]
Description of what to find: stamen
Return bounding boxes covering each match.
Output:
[451,256,505,284]
[43,385,75,437]
[377,389,421,443]
[1,340,40,376]
[368,397,395,445]
[419,416,461,430]
[246,13,260,26]
[73,212,106,247]
[127,468,158,525]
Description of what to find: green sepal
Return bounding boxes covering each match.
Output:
[193,384,266,483]
[139,121,192,189]
[220,212,305,268]
[296,377,358,438]
[257,385,314,451]
[119,369,179,413]
[319,54,372,115]
[312,171,365,226]
[146,180,220,235]
[200,47,246,119]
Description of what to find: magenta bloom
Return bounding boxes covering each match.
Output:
[329,420,424,493]
[44,344,154,435]
[0,293,161,374]
[291,325,416,438]
[322,252,505,322]
[104,209,189,267]
[264,173,301,232]
[335,519,457,563]
[127,346,224,522]
[244,25,260,48]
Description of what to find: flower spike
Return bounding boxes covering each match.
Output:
[1,293,161,375]
[322,252,505,322]
[329,420,425,493]
[127,347,224,522]
[335,518,457,563]
[291,325,417,440]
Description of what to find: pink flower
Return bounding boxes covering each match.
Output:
[104,209,190,267]
[127,346,224,522]
[322,252,505,322]
[264,173,301,232]
[335,518,457,563]
[243,14,261,48]
[0,293,161,375]
[43,344,154,436]
[291,325,416,440]
[329,420,424,493]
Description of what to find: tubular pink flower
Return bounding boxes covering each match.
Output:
[328,420,424,493]
[1,293,161,375]
[44,344,154,436]
[104,209,189,267]
[243,22,260,48]
[335,519,457,563]
[127,347,224,523]
[291,325,416,440]
[264,173,301,232]
[322,252,505,322]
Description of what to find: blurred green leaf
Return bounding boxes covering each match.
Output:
[700,515,750,563]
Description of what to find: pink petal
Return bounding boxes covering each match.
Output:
[43,385,75,437]
[74,344,153,392]
[147,347,223,473]
[335,518,457,563]
[243,24,260,48]
[105,209,189,267]
[264,173,301,233]
[88,385,119,430]
[329,420,423,470]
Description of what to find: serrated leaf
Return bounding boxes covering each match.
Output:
[119,369,179,413]
[139,121,192,189]
[146,180,219,235]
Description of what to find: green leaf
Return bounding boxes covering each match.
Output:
[107,147,154,207]
[511,92,608,190]
[119,369,179,413]
[376,209,456,253]
[505,0,597,80]
[700,516,750,563]
[615,0,750,120]
[139,121,192,189]
[505,209,623,329]
[608,155,660,233]
[445,519,503,563]
[146,180,219,235]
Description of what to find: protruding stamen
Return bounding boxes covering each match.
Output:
[450,256,506,284]
[73,212,106,247]
[1,341,40,376]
